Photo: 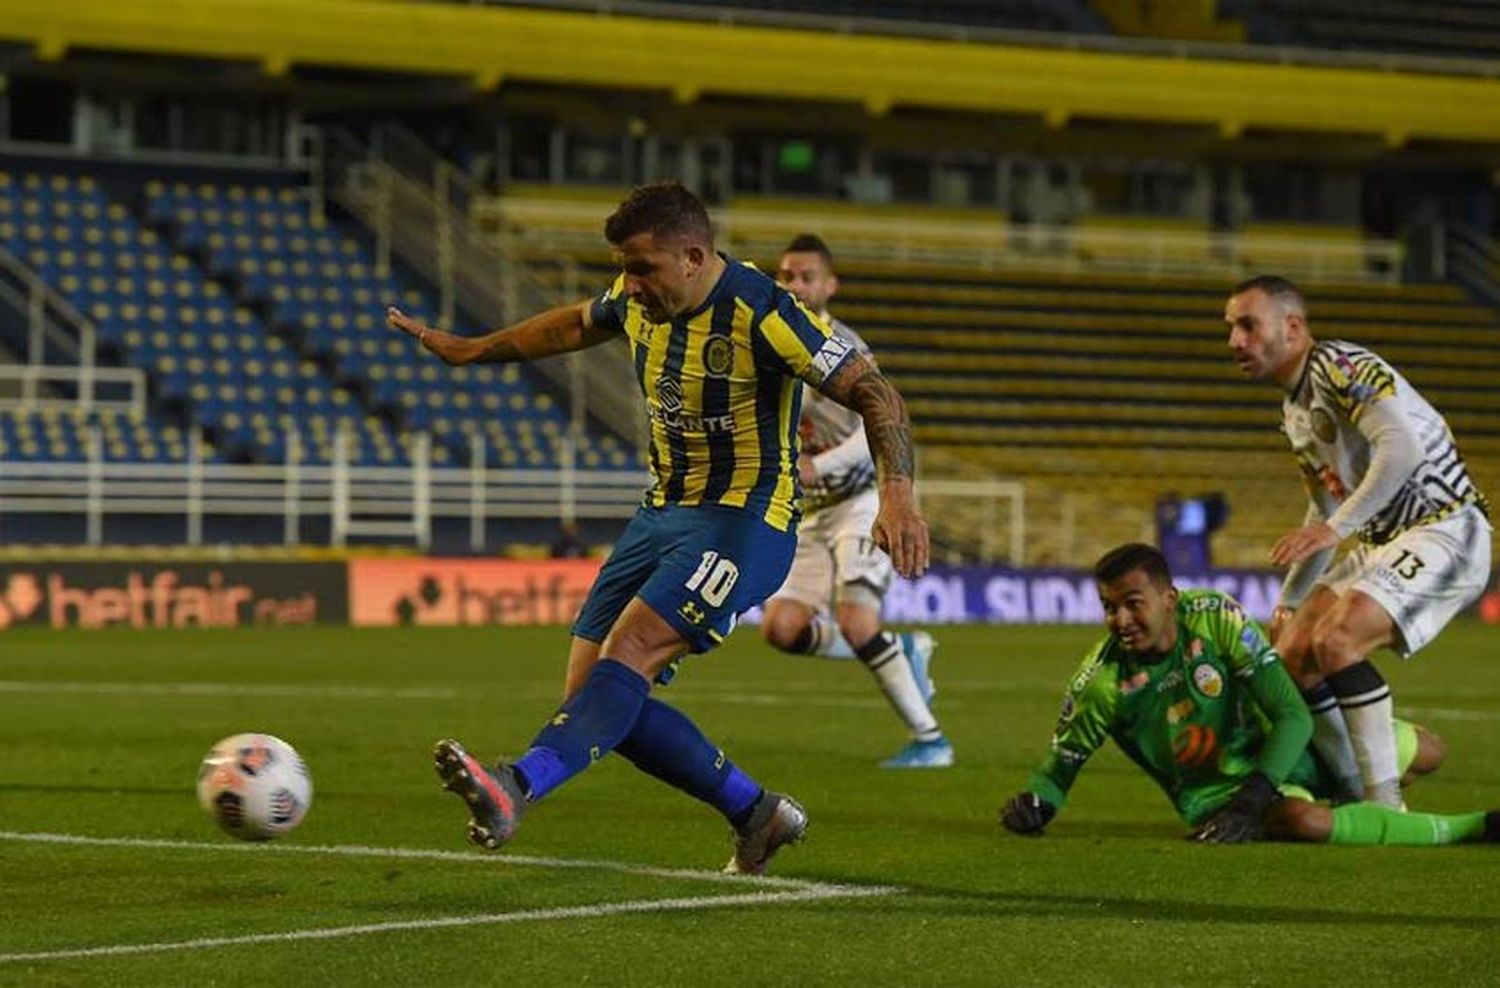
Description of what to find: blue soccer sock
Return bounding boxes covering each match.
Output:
[512,658,649,803]
[614,697,763,826]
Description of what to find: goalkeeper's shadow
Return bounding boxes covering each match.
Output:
[820,881,1498,931]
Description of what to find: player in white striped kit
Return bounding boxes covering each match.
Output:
[1226,275,1491,807]
[761,234,953,768]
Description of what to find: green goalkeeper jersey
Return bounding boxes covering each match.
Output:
[1026,590,1315,827]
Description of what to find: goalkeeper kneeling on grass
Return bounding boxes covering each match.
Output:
[1001,543,1500,846]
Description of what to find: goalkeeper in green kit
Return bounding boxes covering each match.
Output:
[1001,543,1499,846]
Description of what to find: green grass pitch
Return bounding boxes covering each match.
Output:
[2,621,1498,986]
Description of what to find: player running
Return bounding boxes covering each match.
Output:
[387,182,929,874]
[1000,543,1498,846]
[760,234,951,769]
[1226,275,1492,807]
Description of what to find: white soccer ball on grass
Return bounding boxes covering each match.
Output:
[197,733,313,841]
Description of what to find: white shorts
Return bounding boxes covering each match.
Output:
[1318,505,1493,657]
[770,488,893,614]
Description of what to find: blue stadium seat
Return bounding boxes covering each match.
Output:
[139,175,636,470]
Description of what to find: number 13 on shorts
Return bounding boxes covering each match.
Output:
[686,550,740,606]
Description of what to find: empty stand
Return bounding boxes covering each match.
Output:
[834,263,1499,565]
[141,177,635,471]
[1230,0,1500,61]
[0,162,635,472]
[0,407,193,463]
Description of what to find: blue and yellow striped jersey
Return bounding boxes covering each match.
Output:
[589,256,854,531]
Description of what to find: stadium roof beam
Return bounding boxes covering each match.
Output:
[3,0,1500,148]
[13,49,289,94]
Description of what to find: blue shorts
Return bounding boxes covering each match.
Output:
[572,503,797,654]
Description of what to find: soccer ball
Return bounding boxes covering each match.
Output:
[197,733,313,841]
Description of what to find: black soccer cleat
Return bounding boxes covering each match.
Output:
[433,738,525,850]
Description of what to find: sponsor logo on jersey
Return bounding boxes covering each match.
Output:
[1284,407,1311,446]
[1071,654,1106,693]
[1191,662,1224,699]
[1055,694,1077,734]
[1055,746,1088,765]
[702,336,735,378]
[1155,669,1184,693]
[1311,407,1337,442]
[1118,670,1150,695]
[656,376,683,414]
[1172,724,1218,767]
[1166,697,1196,724]
[650,375,736,433]
[678,600,706,625]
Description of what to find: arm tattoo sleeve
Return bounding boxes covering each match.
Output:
[470,302,593,364]
[823,356,915,482]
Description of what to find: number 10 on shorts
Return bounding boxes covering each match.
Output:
[686,551,740,607]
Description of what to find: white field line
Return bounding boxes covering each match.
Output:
[0,679,899,709]
[0,886,893,965]
[0,830,844,891]
[0,680,462,701]
[0,830,900,965]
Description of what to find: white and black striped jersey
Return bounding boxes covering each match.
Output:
[798,317,876,513]
[1281,340,1489,545]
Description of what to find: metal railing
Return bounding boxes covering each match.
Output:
[1446,223,1500,311]
[0,243,104,406]
[0,239,147,414]
[480,196,1403,284]
[0,438,1035,562]
[0,364,146,415]
[0,425,651,551]
[320,124,647,454]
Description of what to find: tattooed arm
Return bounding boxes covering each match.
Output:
[818,352,929,577]
[386,300,617,366]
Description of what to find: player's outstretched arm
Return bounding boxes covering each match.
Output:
[387,300,616,366]
[818,353,929,577]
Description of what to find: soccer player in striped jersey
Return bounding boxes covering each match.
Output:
[761,234,952,769]
[387,182,929,873]
[1225,275,1492,808]
[1001,543,1499,846]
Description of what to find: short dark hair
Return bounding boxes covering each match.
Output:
[783,232,835,271]
[603,182,713,247]
[1093,543,1172,588]
[1230,274,1305,315]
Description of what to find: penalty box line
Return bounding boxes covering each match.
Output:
[0,830,900,965]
